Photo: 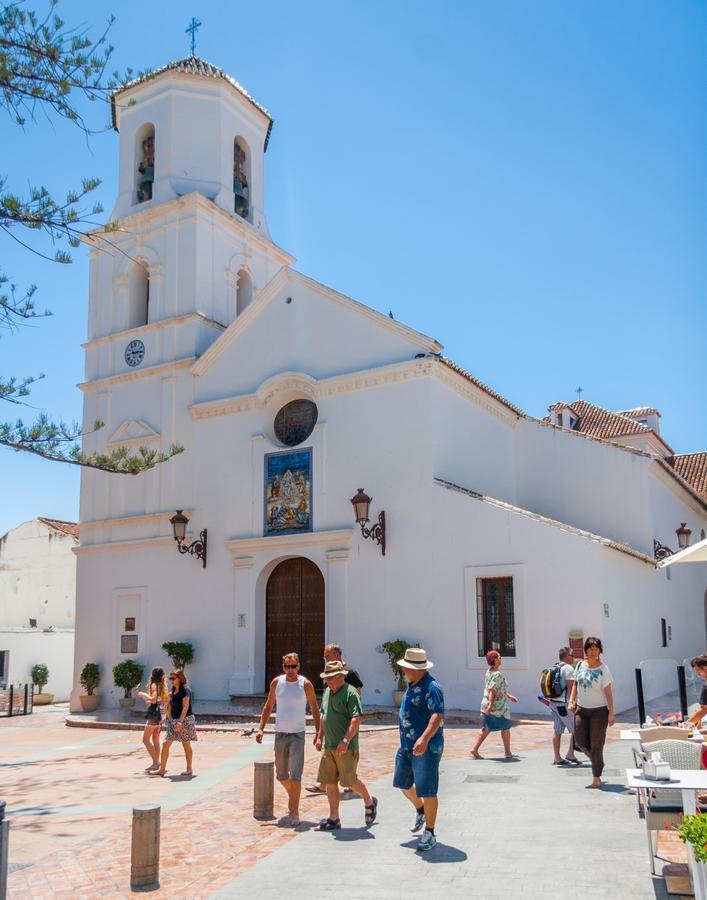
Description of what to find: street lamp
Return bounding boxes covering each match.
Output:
[169,510,207,568]
[350,488,386,556]
[676,523,692,550]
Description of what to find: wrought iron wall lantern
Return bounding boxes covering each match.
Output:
[350,489,386,556]
[653,522,692,562]
[169,510,207,568]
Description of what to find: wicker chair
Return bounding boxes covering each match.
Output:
[637,739,703,874]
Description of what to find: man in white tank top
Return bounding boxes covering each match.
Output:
[256,652,321,826]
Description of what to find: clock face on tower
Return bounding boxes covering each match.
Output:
[124,339,145,368]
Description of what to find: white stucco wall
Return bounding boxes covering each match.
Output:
[1,629,74,700]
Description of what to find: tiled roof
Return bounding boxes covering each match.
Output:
[438,357,525,418]
[669,453,707,502]
[111,56,274,149]
[615,407,661,420]
[434,478,655,565]
[37,518,79,540]
[544,399,651,439]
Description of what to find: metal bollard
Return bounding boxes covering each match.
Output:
[130,804,160,890]
[0,800,9,900]
[253,760,274,819]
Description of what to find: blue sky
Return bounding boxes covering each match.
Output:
[1,0,706,536]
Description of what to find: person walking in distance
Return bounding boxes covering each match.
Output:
[568,636,615,788]
[471,651,519,759]
[151,669,197,777]
[255,652,321,826]
[314,660,377,831]
[539,647,580,766]
[306,642,363,795]
[136,666,168,771]
[393,647,444,852]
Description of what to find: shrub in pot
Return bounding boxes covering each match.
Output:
[31,663,54,705]
[112,659,144,708]
[79,663,101,712]
[377,640,419,707]
[675,813,707,894]
[161,641,195,670]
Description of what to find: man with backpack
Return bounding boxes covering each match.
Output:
[539,647,580,766]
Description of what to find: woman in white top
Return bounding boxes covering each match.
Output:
[568,636,615,788]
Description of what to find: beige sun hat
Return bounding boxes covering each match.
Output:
[397,647,434,670]
[320,660,349,679]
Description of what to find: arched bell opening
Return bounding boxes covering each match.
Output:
[135,123,155,204]
[233,136,251,221]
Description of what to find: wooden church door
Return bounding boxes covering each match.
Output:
[265,558,325,690]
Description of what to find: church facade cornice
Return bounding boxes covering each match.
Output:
[83,192,295,267]
[189,357,520,426]
[78,356,196,392]
[82,313,225,351]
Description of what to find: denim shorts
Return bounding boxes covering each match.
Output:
[393,744,443,798]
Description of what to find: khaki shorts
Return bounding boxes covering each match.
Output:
[316,748,360,788]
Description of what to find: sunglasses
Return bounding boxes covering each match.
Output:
[283,663,298,669]
[169,675,179,681]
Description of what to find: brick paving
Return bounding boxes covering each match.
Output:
[2,707,690,898]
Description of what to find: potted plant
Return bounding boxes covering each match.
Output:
[377,640,419,707]
[79,663,101,712]
[675,813,707,895]
[112,659,144,708]
[161,641,195,670]
[31,664,53,705]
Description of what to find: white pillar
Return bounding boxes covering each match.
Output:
[326,548,350,646]
[229,555,255,695]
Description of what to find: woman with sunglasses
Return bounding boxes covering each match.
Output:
[568,637,615,788]
[136,666,168,771]
[151,669,197,777]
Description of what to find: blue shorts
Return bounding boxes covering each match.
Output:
[393,744,443,798]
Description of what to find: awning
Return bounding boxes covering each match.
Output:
[657,536,707,568]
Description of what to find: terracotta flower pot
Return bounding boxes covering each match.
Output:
[79,694,100,712]
[392,690,404,708]
[119,696,135,709]
[33,692,54,705]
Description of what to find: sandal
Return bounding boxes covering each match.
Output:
[305,784,326,794]
[365,796,378,826]
[316,817,341,831]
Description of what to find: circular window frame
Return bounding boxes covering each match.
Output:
[273,399,318,447]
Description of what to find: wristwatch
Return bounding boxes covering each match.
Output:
[342,737,349,744]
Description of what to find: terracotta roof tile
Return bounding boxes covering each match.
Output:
[545,399,651,439]
[37,518,79,540]
[438,357,525,418]
[111,56,274,149]
[669,453,707,502]
[615,407,661,420]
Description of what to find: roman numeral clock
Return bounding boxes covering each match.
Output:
[124,339,145,367]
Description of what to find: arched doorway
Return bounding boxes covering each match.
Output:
[266,558,324,690]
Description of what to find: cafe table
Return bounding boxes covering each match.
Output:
[626,768,707,900]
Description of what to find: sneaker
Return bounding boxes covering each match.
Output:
[417,829,437,851]
[411,809,425,833]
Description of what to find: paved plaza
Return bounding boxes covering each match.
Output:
[2,705,689,898]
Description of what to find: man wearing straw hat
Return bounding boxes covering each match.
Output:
[314,660,378,831]
[394,647,444,851]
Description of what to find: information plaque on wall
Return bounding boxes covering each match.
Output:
[121,634,138,654]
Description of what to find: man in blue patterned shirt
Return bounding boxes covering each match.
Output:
[393,647,444,852]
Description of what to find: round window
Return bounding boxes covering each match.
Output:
[274,399,318,447]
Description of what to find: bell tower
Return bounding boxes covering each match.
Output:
[110,57,273,232]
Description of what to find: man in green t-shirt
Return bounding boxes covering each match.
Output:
[314,660,378,831]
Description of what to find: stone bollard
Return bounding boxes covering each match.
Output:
[130,804,160,890]
[253,760,274,819]
[0,800,8,900]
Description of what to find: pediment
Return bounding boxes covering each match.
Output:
[107,419,161,448]
[192,267,443,403]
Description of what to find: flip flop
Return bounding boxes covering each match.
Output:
[305,784,326,794]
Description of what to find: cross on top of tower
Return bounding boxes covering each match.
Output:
[186,17,202,57]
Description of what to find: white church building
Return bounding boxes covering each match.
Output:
[70,57,707,714]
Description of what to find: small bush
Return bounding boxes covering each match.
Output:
[161,641,195,670]
[675,812,707,863]
[112,659,144,698]
[31,663,49,692]
[80,663,101,695]
[377,640,419,690]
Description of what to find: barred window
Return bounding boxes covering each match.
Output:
[477,577,516,657]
